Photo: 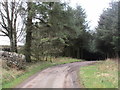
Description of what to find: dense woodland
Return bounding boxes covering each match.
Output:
[0,0,119,62]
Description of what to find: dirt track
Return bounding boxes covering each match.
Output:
[16,61,97,88]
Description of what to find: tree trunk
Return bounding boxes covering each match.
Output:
[14,29,18,53]
[9,21,17,52]
[25,2,33,62]
[10,37,14,52]
[6,1,17,53]
[77,48,80,58]
[9,35,17,52]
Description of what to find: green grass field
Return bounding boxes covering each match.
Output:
[79,59,118,88]
[2,57,81,88]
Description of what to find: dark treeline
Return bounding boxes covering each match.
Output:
[0,1,119,62]
[64,1,119,60]
[64,1,120,60]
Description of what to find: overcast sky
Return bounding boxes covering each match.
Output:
[0,0,115,45]
[69,0,114,30]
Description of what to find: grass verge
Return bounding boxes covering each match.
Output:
[79,59,118,88]
[2,57,81,88]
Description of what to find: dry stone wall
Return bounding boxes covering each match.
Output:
[0,51,26,70]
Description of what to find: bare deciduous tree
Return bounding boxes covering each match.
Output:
[0,0,23,52]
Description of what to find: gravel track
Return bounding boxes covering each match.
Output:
[16,61,97,88]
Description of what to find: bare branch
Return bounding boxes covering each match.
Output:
[0,23,8,31]
[17,23,25,40]
[0,34,7,36]
[0,11,9,32]
[0,11,7,19]
[35,17,48,25]
[0,29,9,36]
